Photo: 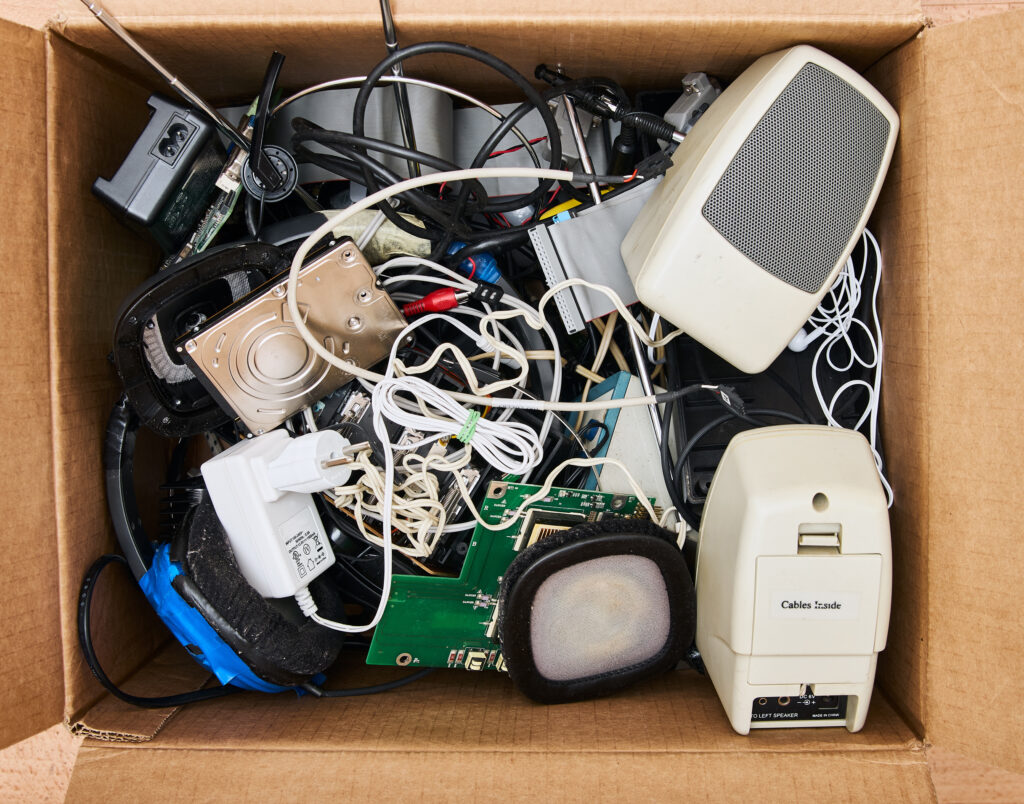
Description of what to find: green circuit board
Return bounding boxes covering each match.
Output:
[366,480,652,671]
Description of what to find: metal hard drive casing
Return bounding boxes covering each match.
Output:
[178,241,406,434]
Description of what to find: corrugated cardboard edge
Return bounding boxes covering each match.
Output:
[67,714,174,744]
[865,28,932,742]
[66,744,935,803]
[913,8,1024,775]
[869,8,1024,776]
[43,28,181,728]
[1,0,925,31]
[46,10,926,101]
[67,644,219,743]
[0,16,65,752]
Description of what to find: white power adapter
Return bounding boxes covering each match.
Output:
[200,429,358,600]
[694,425,891,734]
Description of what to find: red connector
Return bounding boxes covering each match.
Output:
[402,287,466,317]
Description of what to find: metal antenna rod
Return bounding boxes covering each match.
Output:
[80,0,251,155]
[561,94,602,205]
[626,319,664,445]
[379,0,421,178]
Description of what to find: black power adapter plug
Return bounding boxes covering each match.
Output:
[93,94,227,254]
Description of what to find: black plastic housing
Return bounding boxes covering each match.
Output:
[93,94,226,253]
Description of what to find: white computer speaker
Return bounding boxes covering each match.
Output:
[621,45,898,373]
[694,425,892,734]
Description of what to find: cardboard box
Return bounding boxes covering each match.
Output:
[1,1,1021,799]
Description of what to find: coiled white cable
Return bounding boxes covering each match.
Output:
[797,230,893,507]
[375,375,543,476]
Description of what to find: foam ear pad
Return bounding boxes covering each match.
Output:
[170,496,345,687]
[498,517,695,704]
[112,242,287,438]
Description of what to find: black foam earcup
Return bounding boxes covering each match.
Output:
[112,242,287,437]
[498,517,695,704]
[170,496,346,687]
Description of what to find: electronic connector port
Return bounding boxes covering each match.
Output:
[816,695,840,710]
[515,509,585,551]
[750,693,848,723]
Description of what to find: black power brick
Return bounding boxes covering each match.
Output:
[93,94,227,254]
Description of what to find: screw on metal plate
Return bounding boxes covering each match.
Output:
[347,316,363,331]
[272,285,285,297]
[184,339,198,353]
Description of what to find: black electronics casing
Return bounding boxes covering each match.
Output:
[93,93,226,253]
[498,519,696,704]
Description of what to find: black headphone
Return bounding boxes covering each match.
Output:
[78,396,347,707]
[83,243,434,707]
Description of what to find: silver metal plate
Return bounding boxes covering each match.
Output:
[180,242,406,434]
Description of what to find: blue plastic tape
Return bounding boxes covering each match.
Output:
[138,544,290,694]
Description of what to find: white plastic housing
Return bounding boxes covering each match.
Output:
[694,425,892,734]
[621,45,898,373]
[201,429,353,599]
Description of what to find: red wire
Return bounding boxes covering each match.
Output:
[487,136,547,159]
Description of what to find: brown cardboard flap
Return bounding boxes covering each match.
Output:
[44,32,168,724]
[48,4,923,102]
[0,18,64,751]
[67,747,934,803]
[4,0,924,33]
[866,31,931,741]
[911,9,1024,773]
[69,665,928,800]
[70,644,214,743]
[118,662,920,753]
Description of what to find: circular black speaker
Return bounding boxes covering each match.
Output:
[498,517,696,704]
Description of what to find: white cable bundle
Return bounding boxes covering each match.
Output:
[790,229,892,506]
[373,375,543,476]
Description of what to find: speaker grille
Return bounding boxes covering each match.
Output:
[702,62,891,293]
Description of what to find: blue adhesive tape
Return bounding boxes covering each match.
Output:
[139,543,290,694]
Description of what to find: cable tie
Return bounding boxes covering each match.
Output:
[456,410,482,443]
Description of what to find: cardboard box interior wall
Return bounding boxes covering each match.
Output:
[1,1,1021,798]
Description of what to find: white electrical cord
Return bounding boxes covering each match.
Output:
[283,167,691,633]
[355,209,389,251]
[376,377,543,475]
[795,229,892,507]
[285,171,679,413]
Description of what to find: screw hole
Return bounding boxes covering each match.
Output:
[812,492,829,512]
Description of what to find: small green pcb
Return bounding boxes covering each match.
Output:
[366,481,651,671]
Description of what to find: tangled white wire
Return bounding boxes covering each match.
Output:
[374,375,543,477]
[798,229,893,507]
